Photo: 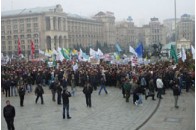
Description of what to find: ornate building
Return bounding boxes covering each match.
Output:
[1,5,115,57]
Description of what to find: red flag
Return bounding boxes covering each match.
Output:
[18,38,21,55]
[31,40,35,59]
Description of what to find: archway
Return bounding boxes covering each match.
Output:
[46,36,51,50]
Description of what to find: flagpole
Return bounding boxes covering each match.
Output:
[174,0,177,53]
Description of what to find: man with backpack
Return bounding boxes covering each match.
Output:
[3,100,15,130]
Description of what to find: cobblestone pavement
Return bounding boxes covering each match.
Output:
[1,86,158,130]
[140,89,195,130]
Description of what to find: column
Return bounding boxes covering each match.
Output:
[55,17,58,31]
[60,18,64,31]
[50,17,54,30]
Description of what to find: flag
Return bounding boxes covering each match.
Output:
[170,45,178,63]
[129,45,137,56]
[78,49,83,61]
[45,49,51,57]
[31,40,35,59]
[114,52,120,60]
[39,49,45,55]
[135,43,143,58]
[97,48,103,56]
[57,47,65,61]
[177,51,182,59]
[90,48,97,57]
[191,45,195,59]
[52,49,58,55]
[61,48,70,60]
[115,43,122,52]
[18,38,22,55]
[181,47,186,62]
[72,49,78,55]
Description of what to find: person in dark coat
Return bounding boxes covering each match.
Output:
[123,78,131,102]
[35,84,44,104]
[83,82,93,107]
[49,81,57,102]
[172,80,180,108]
[145,78,156,100]
[3,100,15,130]
[62,88,72,119]
[5,78,11,97]
[18,84,25,107]
[56,81,62,105]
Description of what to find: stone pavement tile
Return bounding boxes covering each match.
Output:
[2,86,158,130]
[140,90,195,130]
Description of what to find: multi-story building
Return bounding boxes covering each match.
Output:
[177,14,195,45]
[1,5,115,57]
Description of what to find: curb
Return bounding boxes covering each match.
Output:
[135,98,161,130]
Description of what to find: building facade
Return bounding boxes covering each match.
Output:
[177,14,195,46]
[1,5,194,58]
[1,5,115,57]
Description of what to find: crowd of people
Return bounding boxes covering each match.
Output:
[2,59,195,129]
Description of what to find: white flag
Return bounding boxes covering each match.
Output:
[78,49,83,61]
[57,47,64,61]
[90,48,97,57]
[39,49,45,55]
[52,49,58,55]
[181,47,186,62]
[97,48,103,56]
[191,45,195,59]
[129,46,137,56]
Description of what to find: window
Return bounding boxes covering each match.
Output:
[13,19,17,24]
[1,21,4,25]
[26,18,31,22]
[13,25,18,29]
[27,34,31,38]
[7,31,11,34]
[14,30,18,33]
[21,40,25,44]
[14,35,18,39]
[20,19,24,23]
[7,36,12,39]
[15,46,18,49]
[8,41,12,44]
[34,34,38,38]
[2,46,6,50]
[33,17,38,22]
[15,40,18,44]
[7,20,11,24]
[21,45,25,49]
[7,25,11,29]
[20,35,24,39]
[34,23,38,27]
[1,26,5,30]
[2,31,5,35]
[20,24,24,29]
[35,45,38,49]
[2,41,6,45]
[27,24,31,28]
[8,46,12,50]
[35,39,38,43]
[27,29,31,33]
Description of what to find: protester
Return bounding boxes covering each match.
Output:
[3,100,15,130]
[18,84,26,107]
[83,81,93,107]
[123,78,132,102]
[62,88,72,119]
[98,73,108,95]
[35,84,44,104]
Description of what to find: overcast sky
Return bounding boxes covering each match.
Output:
[1,0,195,26]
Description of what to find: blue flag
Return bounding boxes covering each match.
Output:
[135,43,143,58]
[115,43,122,52]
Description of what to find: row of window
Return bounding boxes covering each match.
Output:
[2,23,38,30]
[2,45,38,51]
[2,34,39,40]
[2,17,38,25]
[1,39,39,45]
